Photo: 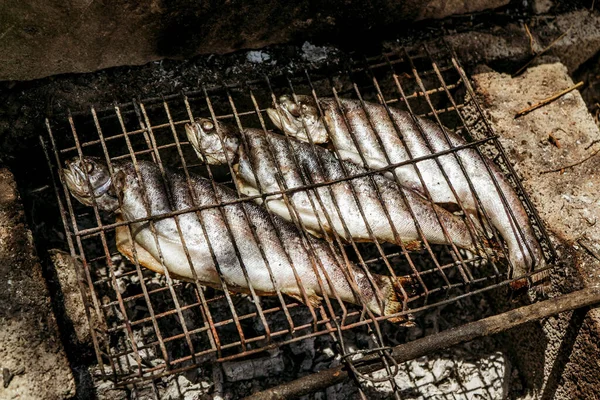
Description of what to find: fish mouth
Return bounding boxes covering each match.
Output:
[184,121,227,165]
[185,122,206,162]
[268,95,328,143]
[62,159,111,205]
[267,94,306,135]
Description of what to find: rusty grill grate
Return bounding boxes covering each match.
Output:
[41,42,555,389]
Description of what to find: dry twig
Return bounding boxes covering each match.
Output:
[524,23,536,54]
[578,239,600,262]
[515,81,583,119]
[585,139,600,150]
[514,26,572,76]
[548,132,561,148]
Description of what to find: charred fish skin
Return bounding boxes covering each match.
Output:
[185,119,489,256]
[268,96,546,283]
[62,157,414,321]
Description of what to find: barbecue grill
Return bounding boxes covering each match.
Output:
[41,42,559,395]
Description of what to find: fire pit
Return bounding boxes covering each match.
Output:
[1,3,600,398]
[41,42,557,394]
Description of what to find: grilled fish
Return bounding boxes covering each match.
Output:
[185,118,491,258]
[267,95,546,285]
[63,157,416,321]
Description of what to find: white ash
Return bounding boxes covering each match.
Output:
[112,255,130,294]
[301,42,335,63]
[92,364,214,400]
[246,51,272,64]
[159,375,211,400]
[354,351,509,400]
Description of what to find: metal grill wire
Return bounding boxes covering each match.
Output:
[42,43,554,387]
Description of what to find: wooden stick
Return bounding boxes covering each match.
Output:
[515,81,584,119]
[540,145,600,174]
[244,287,600,400]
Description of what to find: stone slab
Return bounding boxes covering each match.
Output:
[447,10,600,73]
[471,62,600,399]
[0,168,75,400]
[0,0,509,81]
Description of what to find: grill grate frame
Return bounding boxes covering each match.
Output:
[41,42,555,388]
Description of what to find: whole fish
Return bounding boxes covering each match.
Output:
[62,157,416,321]
[185,118,492,258]
[267,95,546,285]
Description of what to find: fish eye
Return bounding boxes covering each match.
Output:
[201,120,214,132]
[287,102,300,115]
[85,161,94,173]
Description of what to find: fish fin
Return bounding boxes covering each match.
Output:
[383,275,419,326]
[467,210,494,238]
[476,236,505,262]
[235,174,262,203]
[305,229,325,240]
[285,291,323,309]
[387,314,417,326]
[115,221,166,275]
[113,171,127,202]
[404,240,422,251]
[437,202,462,213]
[509,269,551,293]
[393,275,420,298]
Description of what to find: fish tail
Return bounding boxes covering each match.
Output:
[503,235,548,293]
[476,235,504,260]
[381,275,419,326]
[509,265,551,292]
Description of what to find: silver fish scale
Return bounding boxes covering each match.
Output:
[315,98,545,277]
[109,159,392,317]
[233,128,480,253]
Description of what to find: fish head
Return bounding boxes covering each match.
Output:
[267,94,328,143]
[62,156,118,210]
[185,118,240,165]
